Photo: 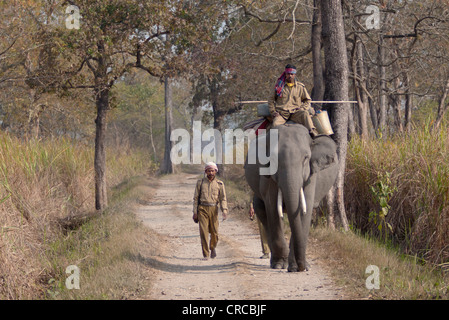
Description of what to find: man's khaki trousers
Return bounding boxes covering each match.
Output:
[272,109,316,133]
[257,218,270,255]
[197,205,219,258]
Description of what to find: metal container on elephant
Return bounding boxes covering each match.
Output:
[257,103,270,117]
[312,110,334,135]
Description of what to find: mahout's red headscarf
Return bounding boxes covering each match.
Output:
[275,64,297,97]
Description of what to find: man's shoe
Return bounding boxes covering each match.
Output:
[211,249,216,259]
[260,253,269,259]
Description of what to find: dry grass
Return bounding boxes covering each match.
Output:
[0,132,151,299]
[311,226,449,299]
[345,122,449,265]
[46,176,161,300]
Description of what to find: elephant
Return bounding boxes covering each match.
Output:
[244,122,338,272]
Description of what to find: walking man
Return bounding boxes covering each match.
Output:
[193,162,228,259]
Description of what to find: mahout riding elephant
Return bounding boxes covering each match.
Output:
[244,122,338,272]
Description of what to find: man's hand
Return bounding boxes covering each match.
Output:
[249,206,255,220]
[308,106,316,116]
[222,211,228,221]
[193,212,198,223]
[272,111,280,118]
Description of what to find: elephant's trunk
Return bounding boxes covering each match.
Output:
[277,187,307,217]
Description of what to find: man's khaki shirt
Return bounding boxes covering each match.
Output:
[193,177,228,214]
[268,80,312,118]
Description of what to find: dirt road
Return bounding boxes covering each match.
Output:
[136,172,345,300]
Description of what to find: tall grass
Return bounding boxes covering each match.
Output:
[0,132,151,299]
[346,121,449,266]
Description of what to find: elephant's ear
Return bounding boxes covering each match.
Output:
[310,136,338,173]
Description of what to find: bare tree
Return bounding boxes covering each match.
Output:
[161,75,174,174]
[320,0,350,231]
[433,78,449,131]
[311,0,324,105]
[25,0,228,211]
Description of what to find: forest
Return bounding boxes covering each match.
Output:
[0,0,449,299]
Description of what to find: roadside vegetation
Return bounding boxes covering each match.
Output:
[0,132,154,299]
[311,226,449,299]
[345,121,449,266]
[328,120,449,299]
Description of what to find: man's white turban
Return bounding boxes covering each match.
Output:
[205,162,218,172]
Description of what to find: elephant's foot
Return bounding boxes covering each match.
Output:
[270,258,287,269]
[288,261,310,272]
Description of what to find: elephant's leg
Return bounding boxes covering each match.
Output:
[288,176,316,272]
[264,194,288,269]
[288,235,310,272]
[288,237,299,272]
[253,195,267,227]
[286,213,307,272]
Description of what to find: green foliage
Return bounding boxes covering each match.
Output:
[368,171,396,239]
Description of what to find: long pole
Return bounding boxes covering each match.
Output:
[236,100,358,104]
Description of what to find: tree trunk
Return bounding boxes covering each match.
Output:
[209,75,224,176]
[190,96,202,164]
[94,86,109,211]
[311,0,324,105]
[348,103,356,139]
[320,0,350,231]
[433,78,449,131]
[28,104,42,140]
[403,72,413,133]
[368,90,379,136]
[378,33,387,136]
[161,75,174,174]
[148,108,158,163]
[391,47,404,134]
[27,89,42,140]
[353,36,369,139]
[391,78,404,134]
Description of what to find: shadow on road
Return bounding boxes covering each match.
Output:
[128,252,271,275]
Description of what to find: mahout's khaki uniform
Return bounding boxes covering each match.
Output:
[268,65,318,136]
[268,80,316,132]
[249,201,270,259]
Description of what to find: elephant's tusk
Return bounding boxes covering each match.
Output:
[277,188,284,218]
[300,187,307,215]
